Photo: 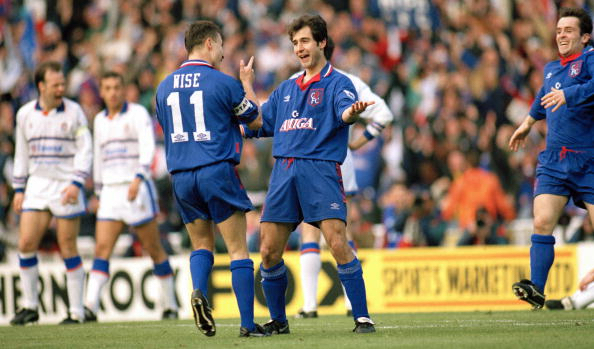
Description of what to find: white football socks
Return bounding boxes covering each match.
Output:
[300,252,321,312]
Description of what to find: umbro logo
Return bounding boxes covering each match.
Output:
[284,95,291,102]
[330,203,340,210]
[343,90,355,100]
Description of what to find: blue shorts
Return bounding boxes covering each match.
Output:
[261,158,347,225]
[171,161,253,224]
[534,147,594,208]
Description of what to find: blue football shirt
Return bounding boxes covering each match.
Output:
[257,63,358,164]
[155,60,258,173]
[529,47,594,150]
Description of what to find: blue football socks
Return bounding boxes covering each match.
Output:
[337,258,369,319]
[231,259,256,331]
[190,249,214,298]
[530,234,556,293]
[260,260,288,323]
[154,259,174,277]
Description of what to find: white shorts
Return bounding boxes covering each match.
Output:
[97,180,158,226]
[22,176,86,218]
[341,149,358,195]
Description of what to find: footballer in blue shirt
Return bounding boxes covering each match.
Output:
[155,20,266,337]
[510,7,594,309]
[253,15,376,334]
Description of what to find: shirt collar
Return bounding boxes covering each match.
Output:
[295,63,333,91]
[103,101,128,118]
[35,100,65,113]
[559,47,591,66]
[179,59,215,69]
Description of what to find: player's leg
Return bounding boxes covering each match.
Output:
[186,218,216,334]
[297,158,374,332]
[134,219,178,318]
[298,223,322,317]
[185,218,216,336]
[258,158,301,334]
[319,218,374,333]
[170,169,215,296]
[585,202,594,232]
[547,282,594,310]
[56,216,88,323]
[215,211,265,336]
[85,219,124,317]
[10,210,51,325]
[513,193,567,308]
[343,197,357,315]
[120,179,179,318]
[186,219,215,294]
[571,281,594,309]
[566,203,594,309]
[50,178,87,323]
[260,221,293,334]
[531,194,567,290]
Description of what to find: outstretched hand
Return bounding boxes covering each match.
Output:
[541,87,566,112]
[343,101,375,123]
[508,123,531,152]
[351,101,375,115]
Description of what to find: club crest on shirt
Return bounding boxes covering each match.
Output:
[308,88,323,106]
[569,60,583,78]
[61,122,68,131]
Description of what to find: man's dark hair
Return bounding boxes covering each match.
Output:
[323,36,335,61]
[34,61,62,91]
[184,20,223,53]
[559,7,593,37]
[100,71,125,85]
[288,14,328,45]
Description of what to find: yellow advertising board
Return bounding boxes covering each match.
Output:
[208,246,577,318]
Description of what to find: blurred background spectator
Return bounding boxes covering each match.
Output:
[0,0,591,258]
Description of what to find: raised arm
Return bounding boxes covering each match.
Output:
[239,56,262,130]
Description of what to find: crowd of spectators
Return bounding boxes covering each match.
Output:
[1,0,593,260]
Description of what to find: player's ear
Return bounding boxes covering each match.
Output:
[582,33,591,45]
[319,39,326,49]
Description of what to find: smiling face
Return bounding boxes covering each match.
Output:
[292,26,326,72]
[556,16,590,57]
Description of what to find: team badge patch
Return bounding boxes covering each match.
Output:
[308,88,324,106]
[569,60,583,78]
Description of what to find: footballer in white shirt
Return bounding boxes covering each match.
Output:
[11,61,92,325]
[84,71,178,322]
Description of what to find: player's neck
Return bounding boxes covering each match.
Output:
[107,103,124,119]
[303,58,327,83]
[188,52,211,65]
[39,97,61,112]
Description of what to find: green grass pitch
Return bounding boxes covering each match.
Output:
[2,310,594,348]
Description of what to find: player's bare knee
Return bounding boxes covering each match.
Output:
[533,216,555,235]
[18,240,38,253]
[94,243,112,259]
[260,246,282,267]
